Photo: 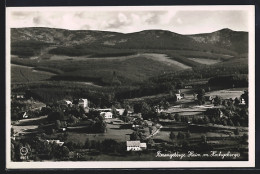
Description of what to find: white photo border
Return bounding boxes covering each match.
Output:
[5,5,255,169]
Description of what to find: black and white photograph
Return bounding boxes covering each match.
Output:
[5,5,255,168]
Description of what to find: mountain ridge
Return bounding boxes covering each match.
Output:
[11,27,248,58]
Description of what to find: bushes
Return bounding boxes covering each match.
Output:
[11,40,51,58]
[208,75,248,88]
[234,129,240,135]
[47,111,65,123]
[82,138,126,154]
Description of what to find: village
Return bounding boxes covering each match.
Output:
[10,86,249,161]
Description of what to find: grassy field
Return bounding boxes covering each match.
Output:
[205,88,247,99]
[12,54,184,85]
[11,47,248,87]
[171,50,234,60]
[141,53,191,69]
[187,58,222,65]
[65,118,157,144]
[12,115,48,135]
[11,64,55,83]
[154,130,229,143]
[66,122,134,144]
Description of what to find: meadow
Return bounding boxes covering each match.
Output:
[11,64,55,83]
[11,54,184,85]
[205,88,247,99]
[187,58,222,65]
[65,122,134,144]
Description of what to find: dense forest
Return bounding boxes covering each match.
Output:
[10,27,249,107]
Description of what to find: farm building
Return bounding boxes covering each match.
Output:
[126,141,147,151]
[78,98,88,108]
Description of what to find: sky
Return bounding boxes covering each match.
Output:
[7,6,250,34]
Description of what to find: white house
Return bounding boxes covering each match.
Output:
[239,98,246,105]
[101,111,113,119]
[126,141,147,151]
[20,112,28,119]
[98,109,113,119]
[64,100,72,105]
[175,94,183,100]
[140,143,147,150]
[116,109,125,115]
[126,141,142,151]
[46,140,64,146]
[78,98,88,108]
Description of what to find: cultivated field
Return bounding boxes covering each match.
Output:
[187,58,222,65]
[12,115,48,135]
[205,88,247,99]
[66,122,134,144]
[142,53,191,69]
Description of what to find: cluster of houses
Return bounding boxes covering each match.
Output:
[59,98,89,109]
[46,139,64,146]
[58,99,125,119]
[12,93,25,100]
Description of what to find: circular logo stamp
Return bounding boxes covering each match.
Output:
[20,146,28,156]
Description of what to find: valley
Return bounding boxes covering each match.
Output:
[10,27,249,162]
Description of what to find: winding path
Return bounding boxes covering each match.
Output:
[146,125,163,139]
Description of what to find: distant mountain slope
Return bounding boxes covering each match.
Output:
[11,27,124,46]
[187,28,248,54]
[10,27,249,86]
[11,27,248,58]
